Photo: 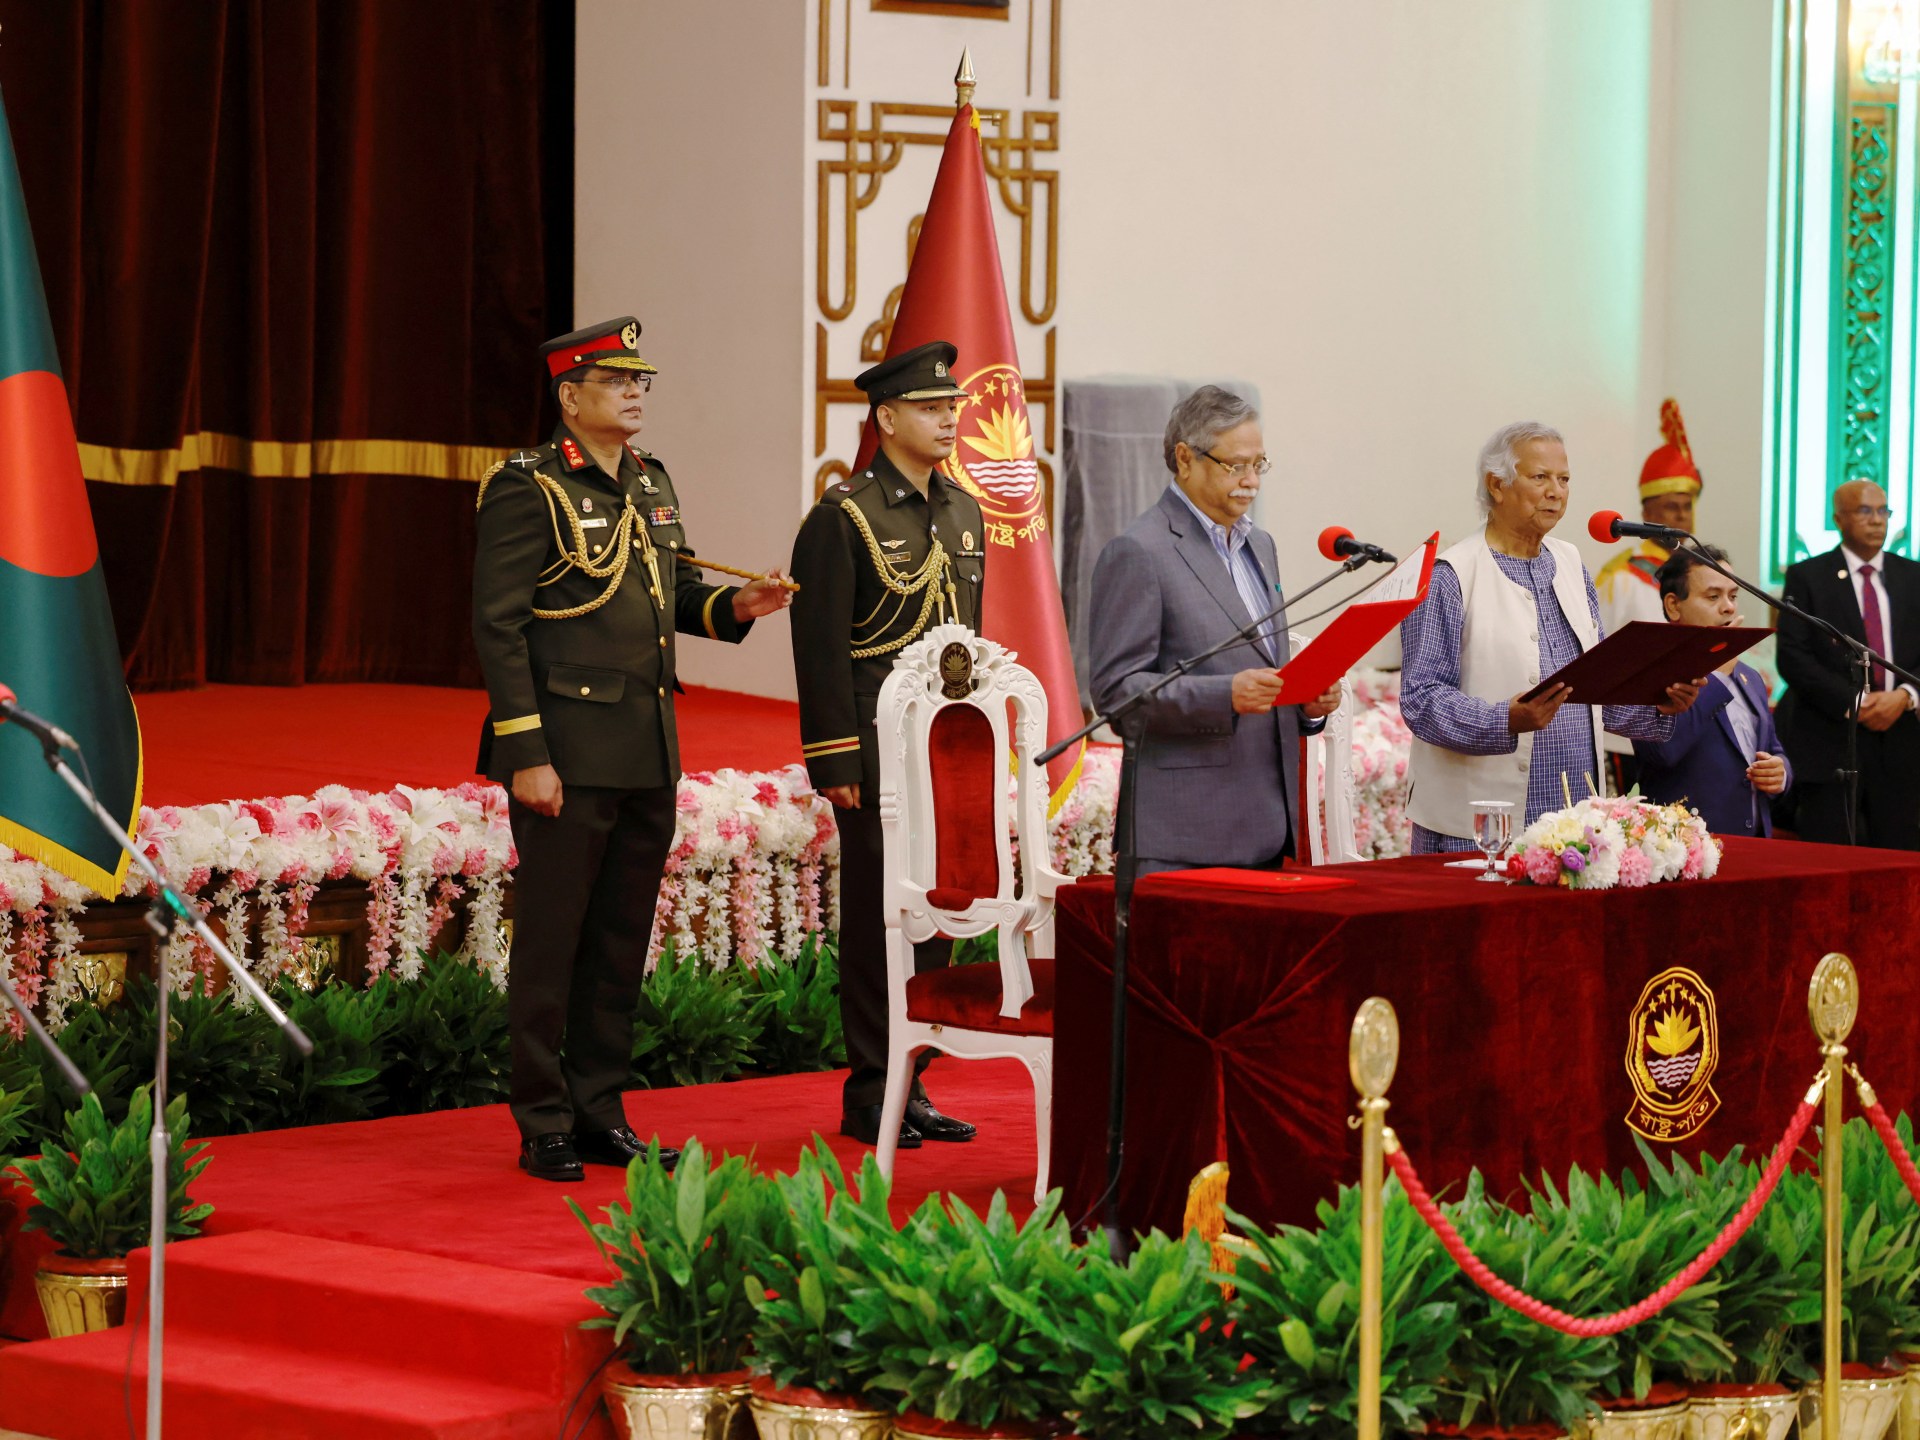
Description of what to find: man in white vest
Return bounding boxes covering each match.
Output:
[1398,421,1704,853]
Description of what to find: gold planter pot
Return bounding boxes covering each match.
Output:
[1800,1373,1905,1440]
[745,1379,893,1440]
[34,1254,129,1338]
[1685,1387,1797,1440]
[602,1364,752,1440]
[1575,1401,1689,1440]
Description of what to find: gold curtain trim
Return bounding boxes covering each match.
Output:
[77,433,506,487]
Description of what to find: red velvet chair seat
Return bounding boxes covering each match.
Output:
[905,958,1055,1038]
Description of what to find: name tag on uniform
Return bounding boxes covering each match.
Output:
[649,505,680,527]
[580,516,609,530]
[885,552,914,568]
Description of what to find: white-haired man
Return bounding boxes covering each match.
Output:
[1399,422,1702,852]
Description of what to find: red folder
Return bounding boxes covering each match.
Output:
[1518,621,1771,706]
[1271,534,1439,705]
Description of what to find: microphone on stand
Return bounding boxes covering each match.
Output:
[1589,510,1687,545]
[1317,526,1397,565]
[0,683,78,753]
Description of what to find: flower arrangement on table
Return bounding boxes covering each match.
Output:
[1505,793,1722,891]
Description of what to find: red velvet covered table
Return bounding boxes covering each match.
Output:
[1052,838,1920,1236]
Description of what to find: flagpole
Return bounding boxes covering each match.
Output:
[30,735,313,1439]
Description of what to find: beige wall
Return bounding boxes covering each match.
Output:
[577,1,1779,695]
[1062,0,1775,656]
[575,0,807,698]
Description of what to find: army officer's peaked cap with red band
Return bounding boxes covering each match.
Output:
[540,316,659,379]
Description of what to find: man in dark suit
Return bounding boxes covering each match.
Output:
[472,316,791,1180]
[789,340,985,1149]
[1777,479,1920,848]
[1088,385,1341,876]
[1635,546,1790,836]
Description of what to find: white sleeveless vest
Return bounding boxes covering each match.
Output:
[1406,532,1604,838]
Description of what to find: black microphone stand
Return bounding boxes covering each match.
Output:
[1667,537,1919,847]
[1038,549,1391,1257]
[28,729,312,1440]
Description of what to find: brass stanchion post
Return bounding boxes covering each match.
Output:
[1350,998,1399,1440]
[1809,953,1860,1440]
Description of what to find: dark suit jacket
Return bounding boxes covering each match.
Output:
[1088,488,1307,868]
[1635,659,1790,836]
[1776,545,1920,779]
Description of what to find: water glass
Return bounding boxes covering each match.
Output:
[1469,800,1513,881]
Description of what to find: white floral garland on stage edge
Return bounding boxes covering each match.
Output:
[0,751,1131,1037]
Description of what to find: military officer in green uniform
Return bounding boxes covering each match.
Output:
[473,316,791,1182]
[789,340,985,1149]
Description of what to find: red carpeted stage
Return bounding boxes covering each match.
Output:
[133,682,803,806]
[0,1058,1038,1439]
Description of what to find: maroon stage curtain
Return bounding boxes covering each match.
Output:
[0,0,569,689]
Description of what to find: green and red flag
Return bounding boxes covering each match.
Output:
[0,88,141,896]
[855,92,1084,807]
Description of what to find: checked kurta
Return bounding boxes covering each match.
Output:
[0,89,141,896]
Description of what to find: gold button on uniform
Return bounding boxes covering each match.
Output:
[657,686,666,698]
[658,636,667,649]
[580,685,592,696]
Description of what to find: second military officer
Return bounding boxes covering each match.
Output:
[473,316,791,1182]
[789,340,985,1149]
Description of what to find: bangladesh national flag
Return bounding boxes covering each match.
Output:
[0,87,141,897]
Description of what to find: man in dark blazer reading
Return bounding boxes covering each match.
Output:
[1088,386,1341,876]
[1635,546,1790,836]
[1776,479,1920,848]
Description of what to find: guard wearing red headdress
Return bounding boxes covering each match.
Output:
[1597,399,1703,787]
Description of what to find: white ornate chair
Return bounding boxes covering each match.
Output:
[873,623,1071,1203]
[1289,631,1365,864]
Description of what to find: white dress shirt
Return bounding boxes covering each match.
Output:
[1841,545,1919,709]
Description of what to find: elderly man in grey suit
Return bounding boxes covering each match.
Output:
[1090,385,1341,875]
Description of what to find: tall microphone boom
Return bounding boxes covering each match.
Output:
[1316,526,1397,565]
[0,684,78,754]
[1589,510,1687,545]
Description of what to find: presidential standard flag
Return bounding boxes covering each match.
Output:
[0,89,141,896]
[856,72,1083,803]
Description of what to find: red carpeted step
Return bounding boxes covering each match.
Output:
[127,1231,610,1389]
[0,1233,615,1440]
[0,1329,590,1440]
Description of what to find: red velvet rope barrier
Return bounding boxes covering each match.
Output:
[1860,1094,1920,1211]
[1386,1096,1818,1337]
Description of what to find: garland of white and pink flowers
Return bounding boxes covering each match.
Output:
[0,748,1129,1037]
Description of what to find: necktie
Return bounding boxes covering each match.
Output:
[1861,563,1889,691]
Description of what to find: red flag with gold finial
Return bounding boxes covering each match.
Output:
[856,53,1083,802]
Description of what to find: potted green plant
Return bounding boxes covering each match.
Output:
[743,1139,894,1440]
[1227,1177,1453,1437]
[843,1188,1083,1437]
[6,1085,212,1337]
[1523,1153,1733,1434]
[1430,1172,1615,1438]
[568,1137,786,1440]
[1668,1149,1817,1440]
[1791,1116,1920,1440]
[1017,1227,1261,1440]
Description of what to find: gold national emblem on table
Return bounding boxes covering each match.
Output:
[1624,965,1721,1143]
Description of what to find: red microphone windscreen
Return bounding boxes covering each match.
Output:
[1317,526,1353,562]
[0,682,14,707]
[1587,511,1623,545]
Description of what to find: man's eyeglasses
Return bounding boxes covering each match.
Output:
[581,373,653,394]
[1203,450,1272,479]
[1847,505,1894,520]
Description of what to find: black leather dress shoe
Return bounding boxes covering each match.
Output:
[574,1125,679,1169]
[519,1132,584,1182]
[840,1103,922,1149]
[906,1097,976,1143]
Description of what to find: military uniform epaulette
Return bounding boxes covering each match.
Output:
[476,444,558,510]
[818,469,880,505]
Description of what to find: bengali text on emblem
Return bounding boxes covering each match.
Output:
[1623,965,1721,1143]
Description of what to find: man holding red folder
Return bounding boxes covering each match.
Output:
[1089,386,1340,877]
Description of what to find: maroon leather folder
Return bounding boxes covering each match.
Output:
[1518,621,1771,706]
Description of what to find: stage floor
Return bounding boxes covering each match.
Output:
[131,681,803,806]
[0,1056,1040,1342]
